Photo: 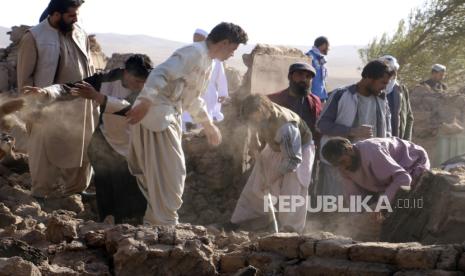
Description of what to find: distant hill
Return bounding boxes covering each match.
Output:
[94,32,362,88]
[0,26,362,88]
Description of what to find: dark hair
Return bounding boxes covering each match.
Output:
[240,94,273,121]
[314,36,329,47]
[321,137,352,165]
[361,60,394,80]
[207,22,248,44]
[125,54,153,79]
[47,0,84,15]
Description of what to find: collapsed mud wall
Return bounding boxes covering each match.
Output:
[410,85,465,166]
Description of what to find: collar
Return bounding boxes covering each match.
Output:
[349,83,386,99]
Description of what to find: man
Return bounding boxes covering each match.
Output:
[322,137,430,203]
[182,28,229,130]
[420,64,448,93]
[17,0,96,198]
[231,95,315,233]
[125,22,248,226]
[316,60,393,196]
[268,62,322,146]
[379,55,414,140]
[24,54,152,224]
[306,36,329,102]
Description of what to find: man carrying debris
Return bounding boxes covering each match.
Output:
[125,22,248,226]
[182,28,229,131]
[306,36,330,102]
[322,137,430,203]
[24,54,152,224]
[16,0,97,199]
[419,64,448,93]
[231,95,315,233]
[379,55,414,140]
[316,60,393,196]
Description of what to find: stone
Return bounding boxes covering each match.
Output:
[0,256,41,276]
[247,252,285,275]
[0,238,47,265]
[299,239,316,258]
[395,245,442,269]
[436,245,460,270]
[49,247,110,276]
[0,203,21,228]
[39,264,79,276]
[220,251,247,273]
[42,195,84,215]
[349,242,402,264]
[315,238,354,259]
[45,213,78,244]
[284,257,395,276]
[258,233,304,259]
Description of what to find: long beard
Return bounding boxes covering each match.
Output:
[58,18,74,33]
[290,81,310,96]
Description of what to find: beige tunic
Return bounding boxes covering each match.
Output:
[128,41,212,225]
[17,30,97,198]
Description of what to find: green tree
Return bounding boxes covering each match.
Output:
[359,0,465,89]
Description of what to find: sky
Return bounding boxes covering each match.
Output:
[0,0,427,46]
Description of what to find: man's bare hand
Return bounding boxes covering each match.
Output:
[201,121,222,146]
[126,98,151,124]
[71,81,105,104]
[22,86,47,96]
[350,125,373,139]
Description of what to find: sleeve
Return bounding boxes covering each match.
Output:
[384,98,392,137]
[216,62,229,98]
[275,122,303,174]
[17,32,37,90]
[403,86,414,141]
[369,146,412,202]
[103,96,131,114]
[137,47,200,104]
[41,71,108,100]
[340,172,366,201]
[317,90,352,136]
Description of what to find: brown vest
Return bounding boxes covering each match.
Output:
[259,103,312,152]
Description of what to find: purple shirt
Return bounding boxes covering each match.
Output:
[339,137,430,202]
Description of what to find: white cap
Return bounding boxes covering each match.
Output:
[194,28,208,37]
[379,55,400,71]
[432,64,446,72]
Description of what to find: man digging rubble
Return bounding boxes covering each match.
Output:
[231,95,315,233]
[125,22,248,226]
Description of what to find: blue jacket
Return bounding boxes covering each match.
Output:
[306,47,328,101]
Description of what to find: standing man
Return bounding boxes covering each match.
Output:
[306,36,329,102]
[268,62,322,146]
[24,55,152,224]
[17,0,96,199]
[182,28,229,130]
[126,22,248,226]
[379,55,414,140]
[419,64,448,93]
[316,60,393,196]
